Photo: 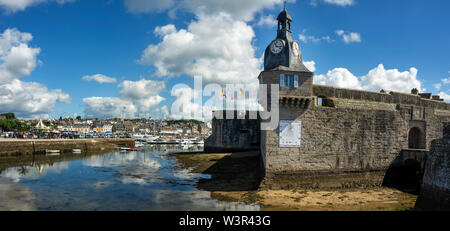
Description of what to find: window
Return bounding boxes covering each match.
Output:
[286,75,293,87]
[318,97,323,106]
[280,74,285,87]
[294,75,299,88]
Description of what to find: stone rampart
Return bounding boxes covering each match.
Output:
[415,139,450,210]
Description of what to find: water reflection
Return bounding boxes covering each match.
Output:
[0,145,259,211]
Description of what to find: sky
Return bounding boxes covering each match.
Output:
[0,0,449,120]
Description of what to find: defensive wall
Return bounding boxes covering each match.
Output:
[204,110,261,153]
[415,125,450,210]
[261,85,450,181]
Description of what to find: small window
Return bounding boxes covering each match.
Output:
[318,97,323,106]
[286,75,293,87]
[317,96,334,107]
[280,74,285,87]
[294,75,299,88]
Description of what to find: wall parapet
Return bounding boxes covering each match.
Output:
[312,85,450,110]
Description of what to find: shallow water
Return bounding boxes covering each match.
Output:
[0,145,260,211]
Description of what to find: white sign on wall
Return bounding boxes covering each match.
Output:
[279,120,302,148]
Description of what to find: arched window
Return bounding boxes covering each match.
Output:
[408,127,425,149]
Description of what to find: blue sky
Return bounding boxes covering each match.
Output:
[0,0,449,119]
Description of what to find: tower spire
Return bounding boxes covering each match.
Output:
[284,0,287,10]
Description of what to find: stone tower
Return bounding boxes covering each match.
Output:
[259,6,314,102]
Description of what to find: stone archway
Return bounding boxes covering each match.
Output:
[408,127,425,149]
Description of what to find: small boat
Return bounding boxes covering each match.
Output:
[179,139,193,145]
[119,147,138,152]
[72,149,82,154]
[45,149,60,154]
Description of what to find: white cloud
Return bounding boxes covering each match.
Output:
[439,92,450,102]
[442,77,450,85]
[299,30,334,44]
[303,60,316,72]
[83,79,166,118]
[434,83,442,91]
[361,64,421,92]
[0,79,71,118]
[314,64,423,93]
[82,74,117,84]
[0,0,75,13]
[336,30,361,43]
[0,28,70,118]
[154,105,169,119]
[256,14,277,27]
[139,13,262,84]
[125,0,285,21]
[315,67,362,89]
[0,29,40,83]
[82,97,138,119]
[310,0,355,7]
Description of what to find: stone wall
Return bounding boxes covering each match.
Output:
[261,96,450,180]
[313,85,450,111]
[415,139,450,210]
[445,123,450,138]
[0,138,135,156]
[205,111,261,153]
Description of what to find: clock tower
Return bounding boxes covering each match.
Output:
[259,5,314,102]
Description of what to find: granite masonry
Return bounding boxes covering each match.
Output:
[415,126,450,210]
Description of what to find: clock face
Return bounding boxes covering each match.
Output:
[292,42,300,57]
[270,39,284,54]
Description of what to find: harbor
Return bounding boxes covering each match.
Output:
[0,144,418,211]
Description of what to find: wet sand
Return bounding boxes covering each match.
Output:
[172,152,418,211]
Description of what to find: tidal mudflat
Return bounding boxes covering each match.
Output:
[172,152,418,211]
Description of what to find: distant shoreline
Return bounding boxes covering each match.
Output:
[0,138,135,156]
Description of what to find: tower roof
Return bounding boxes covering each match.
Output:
[277,9,292,22]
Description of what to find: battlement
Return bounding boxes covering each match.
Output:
[312,85,450,111]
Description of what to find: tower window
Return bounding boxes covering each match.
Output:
[286,75,292,87]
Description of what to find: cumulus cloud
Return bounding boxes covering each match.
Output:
[310,0,355,7]
[315,67,361,89]
[0,0,76,13]
[433,83,442,91]
[0,29,40,83]
[314,64,423,93]
[139,13,262,84]
[299,30,334,44]
[82,74,117,84]
[336,30,361,43]
[303,60,316,72]
[442,77,450,85]
[83,97,138,119]
[83,79,165,118]
[439,92,450,101]
[0,28,70,118]
[124,0,285,21]
[256,14,277,27]
[0,79,71,118]
[154,105,169,119]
